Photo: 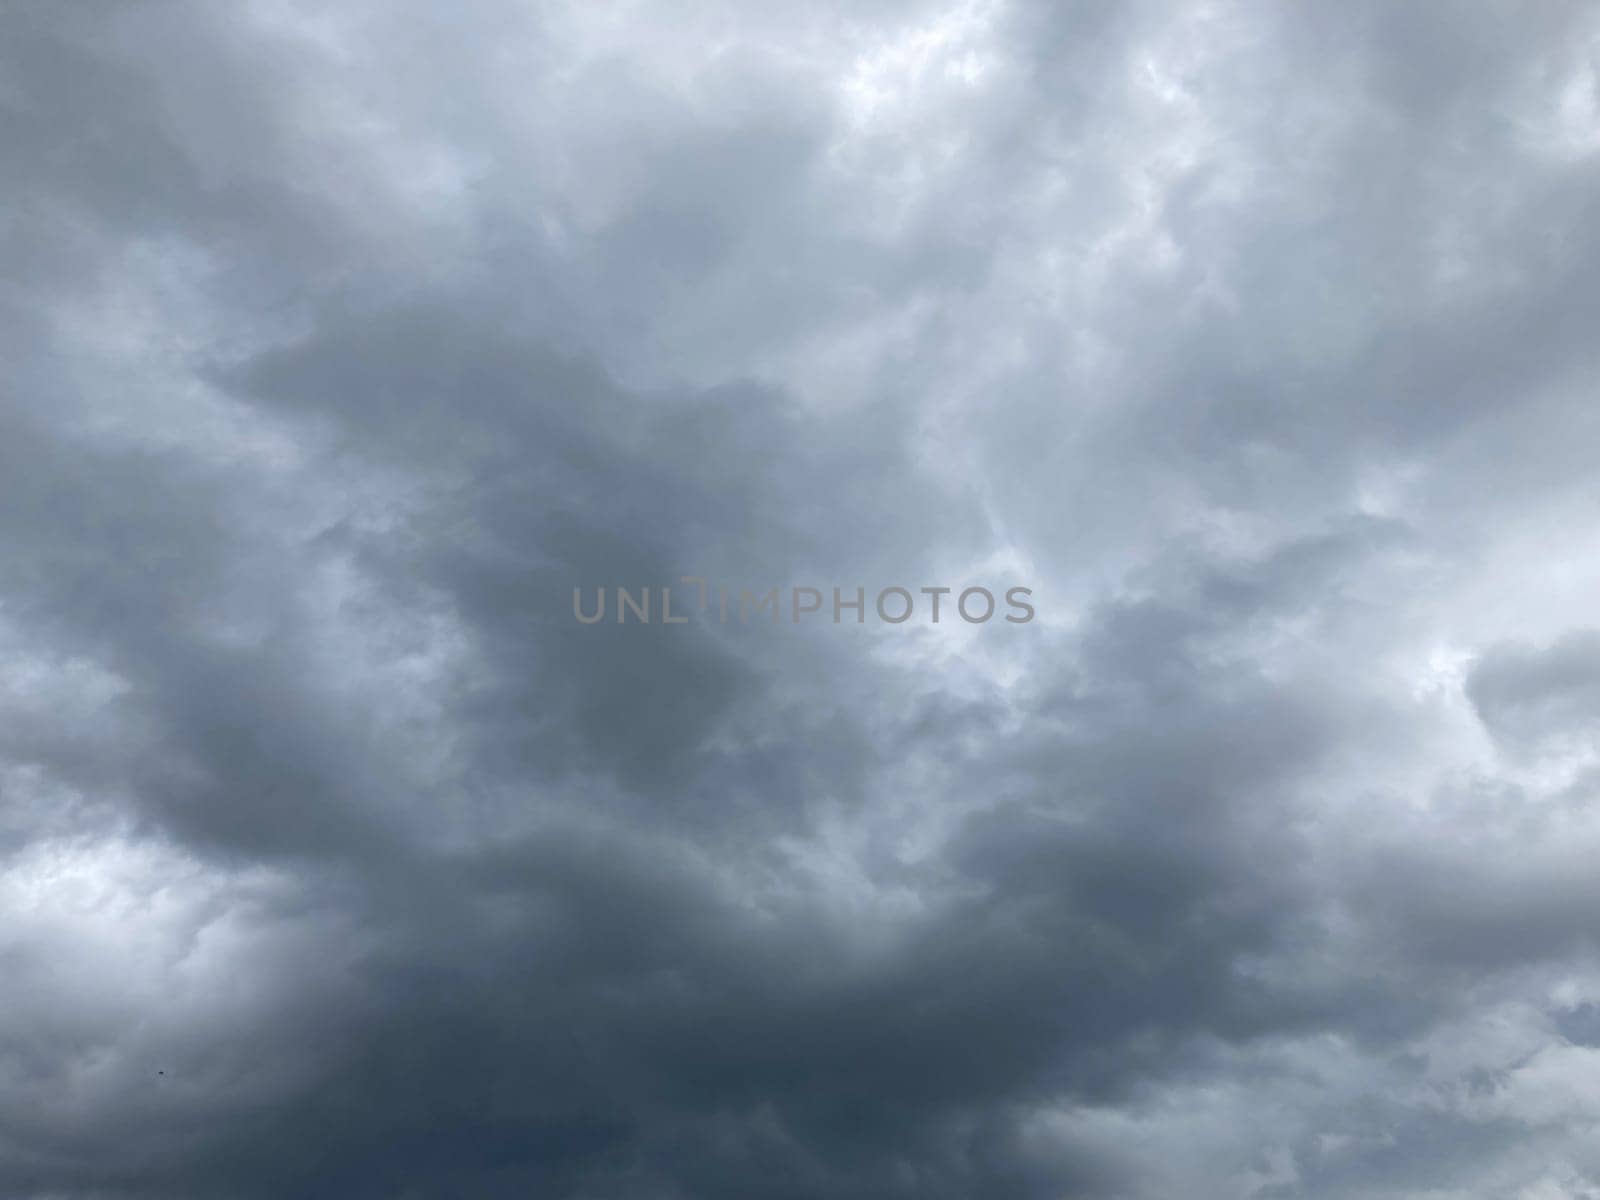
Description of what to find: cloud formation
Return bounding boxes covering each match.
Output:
[4,2,1600,1196]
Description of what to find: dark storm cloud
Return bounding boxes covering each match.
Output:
[5,1,1600,1198]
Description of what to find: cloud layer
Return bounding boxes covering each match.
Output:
[5,2,1600,1196]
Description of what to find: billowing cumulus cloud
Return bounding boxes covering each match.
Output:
[5,1,1600,1197]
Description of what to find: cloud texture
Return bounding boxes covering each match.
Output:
[4,2,1600,1196]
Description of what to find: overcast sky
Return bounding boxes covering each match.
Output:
[4,2,1600,1197]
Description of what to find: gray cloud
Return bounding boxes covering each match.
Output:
[5,1,1600,1197]
[1469,631,1600,752]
